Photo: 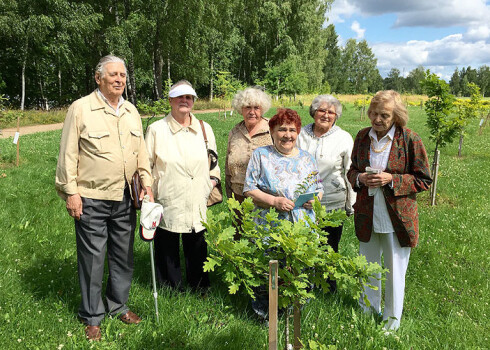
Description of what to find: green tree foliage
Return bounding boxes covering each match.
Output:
[337,39,379,94]
[0,0,433,108]
[0,0,102,108]
[477,65,490,97]
[449,65,488,97]
[204,197,384,308]
[384,68,404,92]
[405,65,425,94]
[420,71,457,154]
[263,56,308,99]
[323,24,342,93]
[453,83,483,156]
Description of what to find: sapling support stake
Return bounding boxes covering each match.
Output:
[269,260,278,350]
[293,299,302,349]
[458,133,464,158]
[430,150,440,206]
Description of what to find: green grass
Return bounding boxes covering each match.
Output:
[0,105,489,349]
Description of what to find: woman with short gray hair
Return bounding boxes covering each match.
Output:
[297,94,355,292]
[226,87,273,204]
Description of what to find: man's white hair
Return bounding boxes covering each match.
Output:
[95,55,126,78]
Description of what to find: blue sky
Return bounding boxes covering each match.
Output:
[326,0,490,80]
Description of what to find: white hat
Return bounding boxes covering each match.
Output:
[168,84,198,99]
[139,196,163,241]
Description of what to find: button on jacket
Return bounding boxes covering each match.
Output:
[56,91,152,201]
[145,113,221,233]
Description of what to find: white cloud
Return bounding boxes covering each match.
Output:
[372,34,490,78]
[330,0,490,36]
[464,24,490,42]
[393,1,490,29]
[329,1,490,79]
[350,21,365,39]
[326,0,359,23]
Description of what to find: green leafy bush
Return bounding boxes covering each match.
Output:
[204,197,384,309]
[0,110,18,128]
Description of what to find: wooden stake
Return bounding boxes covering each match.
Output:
[269,260,278,350]
[285,307,290,350]
[430,150,440,206]
[458,133,464,157]
[16,114,20,167]
[293,300,302,349]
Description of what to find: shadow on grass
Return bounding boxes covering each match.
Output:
[18,255,80,315]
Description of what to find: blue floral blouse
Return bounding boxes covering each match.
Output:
[243,145,323,224]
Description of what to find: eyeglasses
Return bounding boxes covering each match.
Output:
[317,109,336,116]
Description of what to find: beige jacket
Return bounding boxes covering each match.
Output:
[55,91,152,201]
[225,119,271,198]
[145,113,220,233]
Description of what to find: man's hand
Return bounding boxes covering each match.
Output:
[66,193,83,220]
[140,186,154,202]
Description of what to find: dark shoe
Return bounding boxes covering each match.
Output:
[85,325,101,341]
[119,310,142,324]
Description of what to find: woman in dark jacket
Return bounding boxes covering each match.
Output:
[347,90,432,331]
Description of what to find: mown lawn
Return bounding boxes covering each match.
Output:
[0,104,488,349]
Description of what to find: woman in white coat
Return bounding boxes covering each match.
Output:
[145,80,221,290]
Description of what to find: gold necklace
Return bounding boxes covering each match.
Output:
[370,139,391,153]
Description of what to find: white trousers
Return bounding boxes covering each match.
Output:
[359,232,411,330]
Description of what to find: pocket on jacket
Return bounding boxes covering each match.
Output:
[130,130,141,154]
[81,131,110,154]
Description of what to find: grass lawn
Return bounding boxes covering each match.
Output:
[0,104,488,349]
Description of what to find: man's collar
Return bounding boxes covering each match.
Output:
[97,89,124,112]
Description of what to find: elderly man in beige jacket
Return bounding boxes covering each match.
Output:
[55,55,153,341]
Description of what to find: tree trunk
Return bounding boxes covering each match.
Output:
[127,56,137,105]
[58,68,62,102]
[152,20,163,100]
[20,42,27,111]
[123,0,137,104]
[38,77,48,111]
[210,57,214,101]
[458,132,464,157]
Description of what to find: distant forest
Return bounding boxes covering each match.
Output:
[1,0,489,109]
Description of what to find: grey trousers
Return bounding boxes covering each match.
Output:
[74,189,136,326]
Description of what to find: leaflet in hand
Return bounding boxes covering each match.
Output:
[295,191,320,208]
[365,166,381,174]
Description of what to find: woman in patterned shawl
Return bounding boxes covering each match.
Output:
[347,90,432,331]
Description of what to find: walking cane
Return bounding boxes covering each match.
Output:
[149,240,159,323]
[138,195,163,323]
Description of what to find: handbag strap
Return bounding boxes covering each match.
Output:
[199,119,209,149]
